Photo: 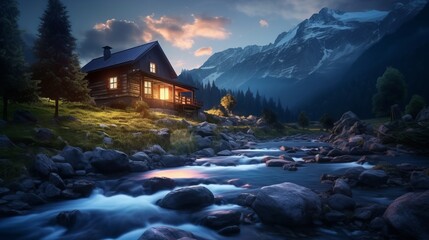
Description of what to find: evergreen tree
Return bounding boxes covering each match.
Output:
[405,94,426,118]
[372,67,407,117]
[298,111,309,129]
[32,0,89,118]
[319,113,334,130]
[0,0,37,120]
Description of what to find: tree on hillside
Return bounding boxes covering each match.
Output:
[32,0,89,118]
[220,93,236,115]
[0,0,37,121]
[319,113,334,130]
[406,94,426,118]
[298,111,309,129]
[372,67,407,117]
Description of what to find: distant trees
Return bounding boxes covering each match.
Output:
[0,0,37,120]
[298,111,309,129]
[372,67,407,117]
[32,0,89,118]
[319,113,334,130]
[406,94,426,118]
[220,93,236,115]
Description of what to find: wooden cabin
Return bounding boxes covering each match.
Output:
[81,41,201,111]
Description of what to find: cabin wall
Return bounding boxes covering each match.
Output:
[133,46,176,80]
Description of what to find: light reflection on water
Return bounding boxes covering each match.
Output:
[139,168,208,179]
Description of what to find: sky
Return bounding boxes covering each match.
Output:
[18,0,404,74]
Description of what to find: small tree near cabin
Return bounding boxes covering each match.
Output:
[32,0,89,118]
[405,94,426,118]
[0,0,37,121]
[298,111,309,129]
[220,93,236,115]
[372,67,407,117]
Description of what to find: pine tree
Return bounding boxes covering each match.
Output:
[0,0,37,120]
[298,111,309,129]
[32,0,89,118]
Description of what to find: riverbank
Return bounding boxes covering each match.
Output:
[1,108,429,239]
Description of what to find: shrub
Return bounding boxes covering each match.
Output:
[109,100,127,110]
[405,94,426,118]
[134,100,150,117]
[220,94,236,115]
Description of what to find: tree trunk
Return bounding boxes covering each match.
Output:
[2,96,8,121]
[54,98,59,118]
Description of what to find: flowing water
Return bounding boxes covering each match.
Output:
[0,139,428,240]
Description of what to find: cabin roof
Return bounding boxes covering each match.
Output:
[82,41,162,73]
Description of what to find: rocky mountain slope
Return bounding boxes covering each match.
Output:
[185,1,426,108]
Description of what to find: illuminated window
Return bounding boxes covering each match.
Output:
[150,62,156,73]
[160,87,169,100]
[109,77,117,89]
[144,81,152,95]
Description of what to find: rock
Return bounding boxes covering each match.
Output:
[354,204,386,221]
[49,173,65,189]
[142,177,176,193]
[22,193,46,206]
[402,114,413,122]
[33,154,57,177]
[0,187,10,197]
[194,135,212,149]
[325,210,346,223]
[103,137,113,145]
[246,128,254,135]
[348,135,364,145]
[35,128,54,141]
[194,122,217,136]
[383,191,429,239]
[217,150,233,156]
[130,151,151,162]
[333,178,352,197]
[148,144,166,155]
[328,194,355,211]
[265,159,291,167]
[218,225,240,236]
[331,155,356,163]
[256,118,266,126]
[359,169,388,187]
[55,162,74,178]
[368,143,387,152]
[60,146,88,170]
[315,154,332,163]
[201,210,241,230]
[332,111,359,135]
[344,166,366,179]
[90,148,129,174]
[251,182,321,226]
[159,186,214,210]
[0,135,16,149]
[410,171,429,190]
[44,183,61,198]
[56,210,82,228]
[138,226,195,240]
[72,180,95,196]
[156,118,178,127]
[194,148,215,157]
[369,217,386,231]
[327,149,344,157]
[160,155,188,168]
[51,154,65,162]
[13,110,37,124]
[416,107,429,122]
[129,161,149,172]
[235,193,256,207]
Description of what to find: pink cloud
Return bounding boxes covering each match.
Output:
[194,47,213,57]
[143,15,230,49]
[259,19,269,27]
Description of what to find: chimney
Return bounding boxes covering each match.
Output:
[103,46,112,60]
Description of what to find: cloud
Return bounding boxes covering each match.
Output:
[79,19,144,60]
[143,15,230,49]
[236,0,403,20]
[194,47,213,57]
[259,19,269,27]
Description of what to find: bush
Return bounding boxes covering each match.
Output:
[206,107,226,117]
[134,100,150,117]
[220,94,236,115]
[405,94,426,118]
[262,108,284,129]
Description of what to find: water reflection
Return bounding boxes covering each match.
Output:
[139,168,208,179]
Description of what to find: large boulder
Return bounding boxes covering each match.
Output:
[410,171,429,190]
[194,122,217,136]
[55,162,74,178]
[194,135,212,149]
[33,154,57,177]
[160,155,188,168]
[332,111,359,135]
[34,128,54,142]
[138,226,196,240]
[159,186,214,210]
[89,147,129,173]
[251,182,321,226]
[328,194,355,211]
[416,107,429,122]
[130,152,151,162]
[60,146,88,170]
[383,191,429,240]
[201,210,241,230]
[359,169,388,187]
[333,178,352,197]
[142,177,176,193]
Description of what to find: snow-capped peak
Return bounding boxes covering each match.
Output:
[332,10,388,22]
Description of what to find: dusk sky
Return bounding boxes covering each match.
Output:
[18,0,403,73]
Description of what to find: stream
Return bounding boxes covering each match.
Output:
[1,139,428,240]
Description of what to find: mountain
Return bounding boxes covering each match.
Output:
[185,0,427,108]
[301,1,429,119]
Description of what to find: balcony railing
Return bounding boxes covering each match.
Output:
[175,96,203,107]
